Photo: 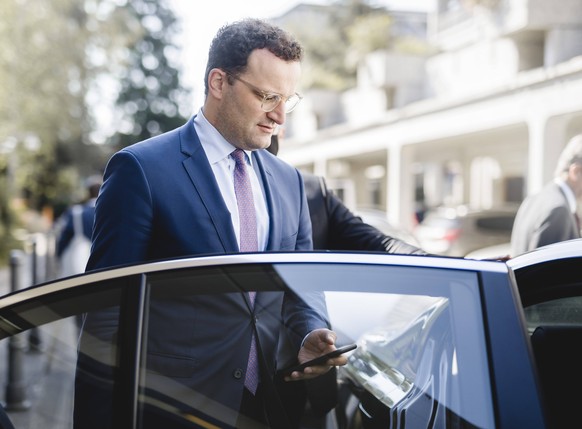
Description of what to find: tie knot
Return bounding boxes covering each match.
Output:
[232,149,246,166]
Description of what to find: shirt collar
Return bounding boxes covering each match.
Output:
[555,178,577,213]
[193,109,253,166]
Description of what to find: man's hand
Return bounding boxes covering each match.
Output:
[285,328,348,381]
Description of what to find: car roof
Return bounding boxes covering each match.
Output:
[507,238,582,271]
[0,252,507,309]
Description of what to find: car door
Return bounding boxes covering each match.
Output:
[0,252,547,429]
[508,238,582,429]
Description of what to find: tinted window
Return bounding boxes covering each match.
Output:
[525,296,582,332]
[0,277,128,429]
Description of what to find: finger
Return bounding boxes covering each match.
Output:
[325,330,337,345]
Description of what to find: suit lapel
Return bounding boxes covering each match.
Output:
[252,151,282,251]
[179,118,238,253]
[555,183,581,238]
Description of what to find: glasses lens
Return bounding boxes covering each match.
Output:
[284,94,301,113]
[261,94,281,112]
[259,93,302,113]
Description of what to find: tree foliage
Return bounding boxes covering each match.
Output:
[0,0,190,260]
[0,0,98,252]
[108,0,191,150]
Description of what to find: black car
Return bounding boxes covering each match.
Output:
[0,242,579,428]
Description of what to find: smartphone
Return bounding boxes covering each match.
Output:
[280,343,357,376]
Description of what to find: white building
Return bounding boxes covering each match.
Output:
[280,0,582,232]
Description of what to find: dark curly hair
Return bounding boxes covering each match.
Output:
[204,18,303,96]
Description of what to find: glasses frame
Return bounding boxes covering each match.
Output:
[226,73,302,113]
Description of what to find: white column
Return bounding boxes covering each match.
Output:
[526,114,570,195]
[387,143,415,230]
[313,158,327,178]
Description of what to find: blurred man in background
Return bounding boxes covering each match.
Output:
[56,175,102,278]
[511,134,582,256]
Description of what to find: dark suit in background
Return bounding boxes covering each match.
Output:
[510,134,582,256]
[511,181,581,255]
[304,173,425,255]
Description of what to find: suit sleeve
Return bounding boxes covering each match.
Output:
[87,150,153,271]
[529,205,575,249]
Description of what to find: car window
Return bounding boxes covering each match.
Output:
[139,262,494,429]
[0,277,128,429]
[514,256,582,331]
[524,297,582,332]
[510,244,582,429]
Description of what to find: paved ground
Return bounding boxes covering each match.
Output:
[0,248,77,429]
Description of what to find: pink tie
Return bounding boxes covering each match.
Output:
[232,149,259,394]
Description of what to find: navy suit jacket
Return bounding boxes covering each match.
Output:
[87,116,312,268]
[77,116,324,424]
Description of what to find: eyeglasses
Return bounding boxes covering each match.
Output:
[227,73,303,113]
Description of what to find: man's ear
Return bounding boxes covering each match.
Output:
[208,69,226,99]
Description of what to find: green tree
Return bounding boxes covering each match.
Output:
[0,0,121,214]
[108,0,191,150]
[0,0,189,223]
[0,0,100,256]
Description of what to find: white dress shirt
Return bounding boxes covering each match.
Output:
[193,110,270,251]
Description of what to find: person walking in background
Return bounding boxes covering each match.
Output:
[55,175,102,278]
[268,132,426,428]
[511,134,582,256]
[55,175,102,329]
[75,18,345,429]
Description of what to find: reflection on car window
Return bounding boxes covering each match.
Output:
[142,264,330,428]
[274,263,493,429]
[324,291,441,345]
[138,262,494,429]
[0,277,127,429]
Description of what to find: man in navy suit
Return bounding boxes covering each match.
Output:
[75,18,344,428]
[511,134,582,256]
